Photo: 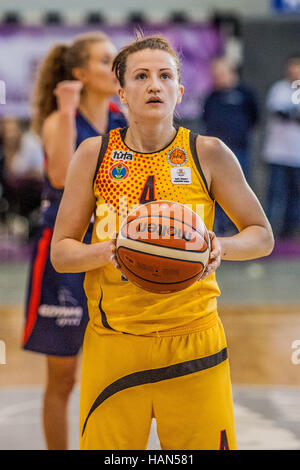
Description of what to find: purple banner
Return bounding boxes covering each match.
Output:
[0,24,223,120]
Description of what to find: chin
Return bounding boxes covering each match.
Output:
[144,107,169,118]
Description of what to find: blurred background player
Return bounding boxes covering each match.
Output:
[263,53,300,240]
[202,57,259,236]
[22,32,126,450]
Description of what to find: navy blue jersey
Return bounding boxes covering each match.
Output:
[23,103,126,355]
[41,104,127,227]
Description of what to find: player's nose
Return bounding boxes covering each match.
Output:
[147,75,161,93]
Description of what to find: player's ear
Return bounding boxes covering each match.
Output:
[176,84,184,105]
[72,67,87,82]
[118,87,128,106]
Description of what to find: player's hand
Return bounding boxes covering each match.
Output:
[198,230,221,280]
[109,232,121,270]
[54,80,83,114]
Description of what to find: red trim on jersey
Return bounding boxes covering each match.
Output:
[109,101,121,113]
[23,228,53,345]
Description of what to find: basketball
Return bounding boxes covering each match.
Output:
[116,200,211,293]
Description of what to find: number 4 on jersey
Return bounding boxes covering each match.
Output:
[139,175,155,204]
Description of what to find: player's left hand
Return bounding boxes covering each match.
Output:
[110,232,129,281]
[109,231,121,269]
[198,230,221,280]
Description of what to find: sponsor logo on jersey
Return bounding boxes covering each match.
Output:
[111,150,134,161]
[167,147,188,166]
[171,166,192,184]
[109,162,130,182]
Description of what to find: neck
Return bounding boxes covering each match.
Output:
[125,119,177,153]
[79,91,110,134]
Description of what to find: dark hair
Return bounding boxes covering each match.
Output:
[112,34,181,87]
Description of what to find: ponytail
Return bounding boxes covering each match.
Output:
[31,43,70,135]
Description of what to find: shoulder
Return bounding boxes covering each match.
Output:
[194,134,247,200]
[42,110,74,142]
[195,134,231,161]
[59,136,103,191]
[75,135,103,160]
[68,136,102,175]
[195,135,238,184]
[42,110,60,132]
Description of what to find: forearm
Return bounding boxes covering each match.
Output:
[51,238,112,273]
[219,225,274,261]
[47,110,76,187]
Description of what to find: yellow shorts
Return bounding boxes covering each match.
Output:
[80,313,237,450]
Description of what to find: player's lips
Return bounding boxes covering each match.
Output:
[146,97,163,104]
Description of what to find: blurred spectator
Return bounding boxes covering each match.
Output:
[2,117,44,240]
[263,54,300,240]
[202,56,259,235]
[203,56,259,179]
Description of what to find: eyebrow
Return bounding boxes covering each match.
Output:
[132,67,173,73]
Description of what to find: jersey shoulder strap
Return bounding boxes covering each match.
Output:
[93,133,110,184]
[189,131,213,199]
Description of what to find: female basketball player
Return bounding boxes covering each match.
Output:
[22,32,126,450]
[51,35,274,450]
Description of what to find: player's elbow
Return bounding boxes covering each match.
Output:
[48,172,66,189]
[50,241,66,273]
[261,224,275,257]
[47,165,66,189]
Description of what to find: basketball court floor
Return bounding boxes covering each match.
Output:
[1,254,300,450]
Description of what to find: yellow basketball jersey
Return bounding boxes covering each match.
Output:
[84,127,221,335]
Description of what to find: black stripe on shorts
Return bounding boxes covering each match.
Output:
[82,347,228,436]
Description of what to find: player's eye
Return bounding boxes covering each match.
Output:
[136,72,147,80]
[161,73,171,79]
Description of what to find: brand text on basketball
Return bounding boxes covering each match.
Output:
[95,198,206,247]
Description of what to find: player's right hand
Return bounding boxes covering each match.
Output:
[54,80,83,114]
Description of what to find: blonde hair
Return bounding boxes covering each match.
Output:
[31,32,109,135]
[112,34,181,88]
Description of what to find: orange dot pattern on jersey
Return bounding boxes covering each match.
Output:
[94,127,188,224]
